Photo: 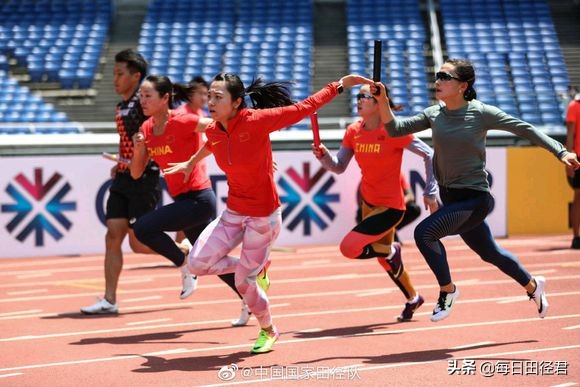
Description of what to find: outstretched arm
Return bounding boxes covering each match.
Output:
[405,136,439,213]
[312,144,354,174]
[164,144,213,182]
[255,75,375,133]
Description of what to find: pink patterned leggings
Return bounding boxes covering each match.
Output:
[187,207,281,328]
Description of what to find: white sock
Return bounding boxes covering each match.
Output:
[408,294,420,303]
[385,244,396,260]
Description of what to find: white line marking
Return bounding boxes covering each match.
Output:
[450,341,495,350]
[2,287,580,323]
[0,373,23,378]
[200,344,580,386]
[126,318,171,326]
[1,299,579,343]
[562,325,580,330]
[16,273,51,279]
[4,272,580,304]
[142,348,190,356]
[270,303,290,308]
[297,328,322,333]
[2,321,579,374]
[497,297,527,304]
[356,289,393,297]
[551,383,579,387]
[7,289,48,296]
[0,309,42,317]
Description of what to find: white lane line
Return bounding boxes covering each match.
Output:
[0,257,576,291]
[1,294,579,343]
[126,318,171,326]
[0,249,574,280]
[123,296,162,303]
[356,289,393,297]
[297,328,322,333]
[0,309,42,318]
[530,269,558,275]
[7,289,48,296]
[4,271,580,304]
[0,373,23,378]
[270,303,291,308]
[202,344,580,387]
[142,348,190,356]
[497,296,528,304]
[1,327,578,375]
[562,325,580,330]
[2,287,580,323]
[551,383,579,387]
[450,341,495,350]
[16,273,51,279]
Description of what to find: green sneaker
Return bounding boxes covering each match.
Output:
[256,261,271,292]
[251,328,279,354]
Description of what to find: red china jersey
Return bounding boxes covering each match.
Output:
[205,82,340,216]
[140,110,210,198]
[343,119,413,210]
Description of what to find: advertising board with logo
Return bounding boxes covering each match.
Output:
[0,149,506,258]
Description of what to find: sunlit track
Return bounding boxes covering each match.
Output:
[1,315,580,373]
[2,291,580,340]
[0,235,578,386]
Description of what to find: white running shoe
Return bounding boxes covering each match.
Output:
[179,264,198,299]
[231,302,251,327]
[431,287,459,322]
[180,238,193,255]
[528,276,549,318]
[80,297,118,315]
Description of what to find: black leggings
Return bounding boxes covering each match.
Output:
[134,189,241,298]
[414,188,531,287]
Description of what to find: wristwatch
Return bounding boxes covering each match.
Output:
[337,81,344,94]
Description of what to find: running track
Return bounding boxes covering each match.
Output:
[0,235,578,386]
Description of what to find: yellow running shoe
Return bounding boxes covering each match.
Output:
[250,328,279,354]
[256,261,271,292]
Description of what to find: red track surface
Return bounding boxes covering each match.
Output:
[0,235,579,386]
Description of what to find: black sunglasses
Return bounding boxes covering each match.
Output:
[435,72,462,82]
[356,93,375,100]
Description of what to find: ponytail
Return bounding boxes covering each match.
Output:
[172,82,195,106]
[464,85,477,101]
[245,78,294,109]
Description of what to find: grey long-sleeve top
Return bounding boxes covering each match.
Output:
[384,100,568,192]
[319,136,438,198]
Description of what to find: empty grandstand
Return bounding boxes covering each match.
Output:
[0,0,579,139]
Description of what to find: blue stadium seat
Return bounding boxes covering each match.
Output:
[440,0,569,122]
[346,0,429,117]
[0,0,112,89]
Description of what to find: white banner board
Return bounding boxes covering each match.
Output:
[0,149,506,258]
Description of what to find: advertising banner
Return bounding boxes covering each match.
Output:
[0,149,506,258]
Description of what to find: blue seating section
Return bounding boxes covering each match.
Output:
[0,0,112,89]
[0,70,72,131]
[441,0,568,125]
[138,0,313,103]
[346,0,430,117]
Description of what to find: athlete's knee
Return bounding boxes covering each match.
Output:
[234,274,256,295]
[340,240,361,259]
[132,221,148,243]
[413,224,428,245]
[187,256,209,276]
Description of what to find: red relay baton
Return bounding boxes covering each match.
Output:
[310,112,321,147]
